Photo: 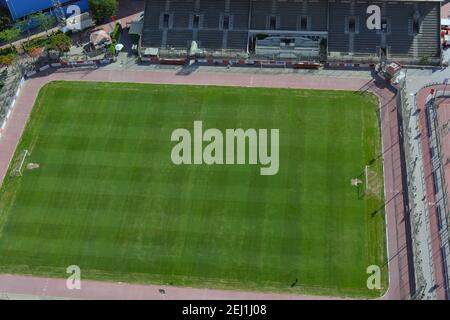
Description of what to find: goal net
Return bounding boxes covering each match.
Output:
[10,149,29,177]
[363,164,381,198]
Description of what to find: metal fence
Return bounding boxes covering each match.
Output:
[0,61,26,136]
[398,76,450,299]
[397,77,437,299]
[428,90,450,299]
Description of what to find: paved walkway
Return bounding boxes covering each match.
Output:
[103,60,374,79]
[0,68,408,300]
[402,80,437,299]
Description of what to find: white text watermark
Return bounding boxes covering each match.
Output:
[171,121,279,176]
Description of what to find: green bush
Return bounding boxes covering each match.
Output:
[47,32,72,52]
[0,53,15,66]
[22,36,48,52]
[0,26,20,47]
[0,46,17,56]
[0,6,12,31]
[89,0,118,23]
[22,31,72,53]
[111,23,121,42]
[0,46,17,66]
[107,41,116,56]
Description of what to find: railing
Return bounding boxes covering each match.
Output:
[430,94,449,227]
[399,77,450,299]
[427,90,450,299]
[0,61,26,135]
[398,77,437,299]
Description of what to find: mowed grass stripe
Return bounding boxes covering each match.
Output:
[0,81,386,297]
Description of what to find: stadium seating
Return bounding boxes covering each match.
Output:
[229,0,251,30]
[353,3,381,55]
[251,0,273,30]
[141,0,441,63]
[308,1,328,31]
[141,0,165,47]
[227,31,250,49]
[387,4,416,56]
[198,30,224,49]
[387,3,439,57]
[328,3,350,53]
[171,0,192,28]
[201,0,222,29]
[166,30,193,48]
[416,3,440,57]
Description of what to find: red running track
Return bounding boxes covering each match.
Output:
[415,85,449,300]
[0,69,411,299]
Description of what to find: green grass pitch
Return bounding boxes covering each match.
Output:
[0,81,387,297]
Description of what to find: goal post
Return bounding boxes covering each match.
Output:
[365,165,369,191]
[11,149,29,177]
[352,165,371,200]
[362,163,382,199]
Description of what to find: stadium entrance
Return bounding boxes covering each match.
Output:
[248,30,327,62]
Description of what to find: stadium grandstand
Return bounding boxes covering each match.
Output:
[139,0,442,66]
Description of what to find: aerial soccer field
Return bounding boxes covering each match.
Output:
[0,81,387,297]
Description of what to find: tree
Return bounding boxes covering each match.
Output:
[47,32,72,53]
[0,26,20,49]
[14,18,32,44]
[27,47,44,59]
[32,11,56,36]
[0,7,12,32]
[0,53,15,66]
[89,0,118,23]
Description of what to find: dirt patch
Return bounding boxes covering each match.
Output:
[26,163,39,171]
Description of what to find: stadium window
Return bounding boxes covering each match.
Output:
[163,14,170,28]
[223,15,230,30]
[412,11,421,34]
[381,18,387,32]
[299,16,308,31]
[432,172,438,194]
[412,18,420,34]
[436,206,443,230]
[269,15,277,30]
[193,14,200,29]
[348,17,356,33]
